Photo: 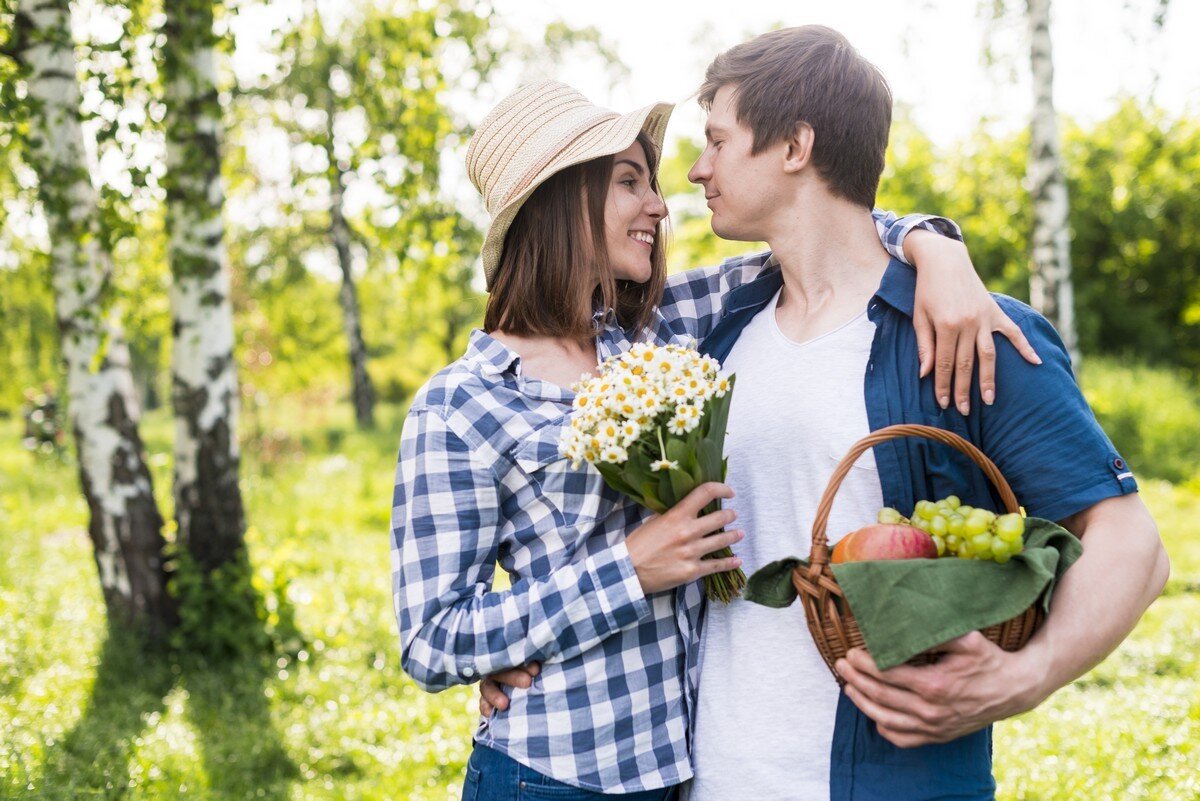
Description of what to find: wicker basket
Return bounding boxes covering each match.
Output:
[792,423,1044,684]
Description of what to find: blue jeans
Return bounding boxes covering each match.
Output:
[461,743,679,801]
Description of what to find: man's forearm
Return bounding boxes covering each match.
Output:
[1015,497,1169,709]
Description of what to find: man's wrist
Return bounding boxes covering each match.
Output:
[1007,639,1056,714]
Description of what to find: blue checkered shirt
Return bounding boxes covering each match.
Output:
[390,210,958,792]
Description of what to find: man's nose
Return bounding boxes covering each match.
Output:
[687,157,708,185]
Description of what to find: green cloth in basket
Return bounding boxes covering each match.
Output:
[743,518,1082,670]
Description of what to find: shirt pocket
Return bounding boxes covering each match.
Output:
[511,415,608,525]
[827,430,880,473]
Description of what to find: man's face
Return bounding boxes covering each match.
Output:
[687,84,778,242]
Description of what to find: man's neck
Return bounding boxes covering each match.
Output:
[763,193,890,343]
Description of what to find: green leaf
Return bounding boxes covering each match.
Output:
[668,464,696,503]
[639,480,669,514]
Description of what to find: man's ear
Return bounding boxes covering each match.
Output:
[782,122,815,174]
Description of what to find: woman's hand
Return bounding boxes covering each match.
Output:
[625,482,743,596]
[906,231,1042,415]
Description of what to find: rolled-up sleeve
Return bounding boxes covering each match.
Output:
[391,408,650,692]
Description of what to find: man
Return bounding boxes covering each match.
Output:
[674,25,1166,800]
[486,26,1168,799]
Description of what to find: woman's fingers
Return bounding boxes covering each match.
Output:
[914,307,936,379]
[692,507,738,537]
[674,482,735,518]
[480,678,508,715]
[691,528,744,559]
[976,328,998,406]
[933,324,958,410]
[996,316,1042,366]
[953,327,976,415]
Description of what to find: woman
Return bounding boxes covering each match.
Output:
[391,82,1035,801]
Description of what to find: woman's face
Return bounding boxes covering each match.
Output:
[603,141,667,283]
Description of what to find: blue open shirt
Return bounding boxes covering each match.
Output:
[696,257,1137,800]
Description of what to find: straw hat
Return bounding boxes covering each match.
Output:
[466,81,673,289]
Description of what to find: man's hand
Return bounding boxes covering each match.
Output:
[478,662,541,717]
[835,631,1042,749]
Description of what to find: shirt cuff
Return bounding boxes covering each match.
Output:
[882,214,965,263]
[585,540,651,633]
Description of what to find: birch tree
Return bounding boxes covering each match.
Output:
[7,0,174,641]
[160,0,245,571]
[1026,0,1079,367]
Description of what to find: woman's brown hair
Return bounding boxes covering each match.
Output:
[483,131,667,342]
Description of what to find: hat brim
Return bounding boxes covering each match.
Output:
[481,100,674,289]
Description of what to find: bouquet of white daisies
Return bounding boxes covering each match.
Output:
[559,342,745,603]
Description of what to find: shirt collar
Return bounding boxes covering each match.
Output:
[724,253,784,313]
[465,328,522,377]
[871,258,918,318]
[724,254,916,319]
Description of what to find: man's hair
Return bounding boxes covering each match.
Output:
[484,131,666,341]
[698,25,892,208]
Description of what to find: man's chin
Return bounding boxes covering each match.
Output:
[709,216,756,242]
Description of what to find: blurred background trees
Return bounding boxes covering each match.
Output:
[1,0,1199,643]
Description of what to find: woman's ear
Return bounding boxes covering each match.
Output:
[782,122,815,174]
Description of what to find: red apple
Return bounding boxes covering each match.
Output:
[831,523,938,564]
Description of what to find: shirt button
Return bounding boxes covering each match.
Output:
[1114,458,1125,470]
[519,781,527,789]
[462,666,475,678]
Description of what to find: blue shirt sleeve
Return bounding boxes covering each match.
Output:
[979,298,1138,523]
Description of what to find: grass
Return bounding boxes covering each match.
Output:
[1,400,1197,799]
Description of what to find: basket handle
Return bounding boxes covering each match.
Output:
[809,424,1020,568]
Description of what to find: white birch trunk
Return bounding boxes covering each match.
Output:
[1027,0,1080,368]
[324,88,375,428]
[14,0,173,640]
[162,0,245,571]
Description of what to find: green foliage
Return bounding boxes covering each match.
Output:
[874,101,1200,371]
[166,544,307,663]
[1079,356,1200,484]
[1,404,1197,799]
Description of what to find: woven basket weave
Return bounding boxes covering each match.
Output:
[792,424,1044,684]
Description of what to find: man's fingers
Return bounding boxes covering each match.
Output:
[842,681,927,739]
[838,658,943,727]
[938,630,990,654]
[843,647,918,689]
[953,331,975,416]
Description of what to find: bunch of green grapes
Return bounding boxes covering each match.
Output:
[877,495,1026,563]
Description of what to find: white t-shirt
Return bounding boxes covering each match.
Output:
[687,289,884,801]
